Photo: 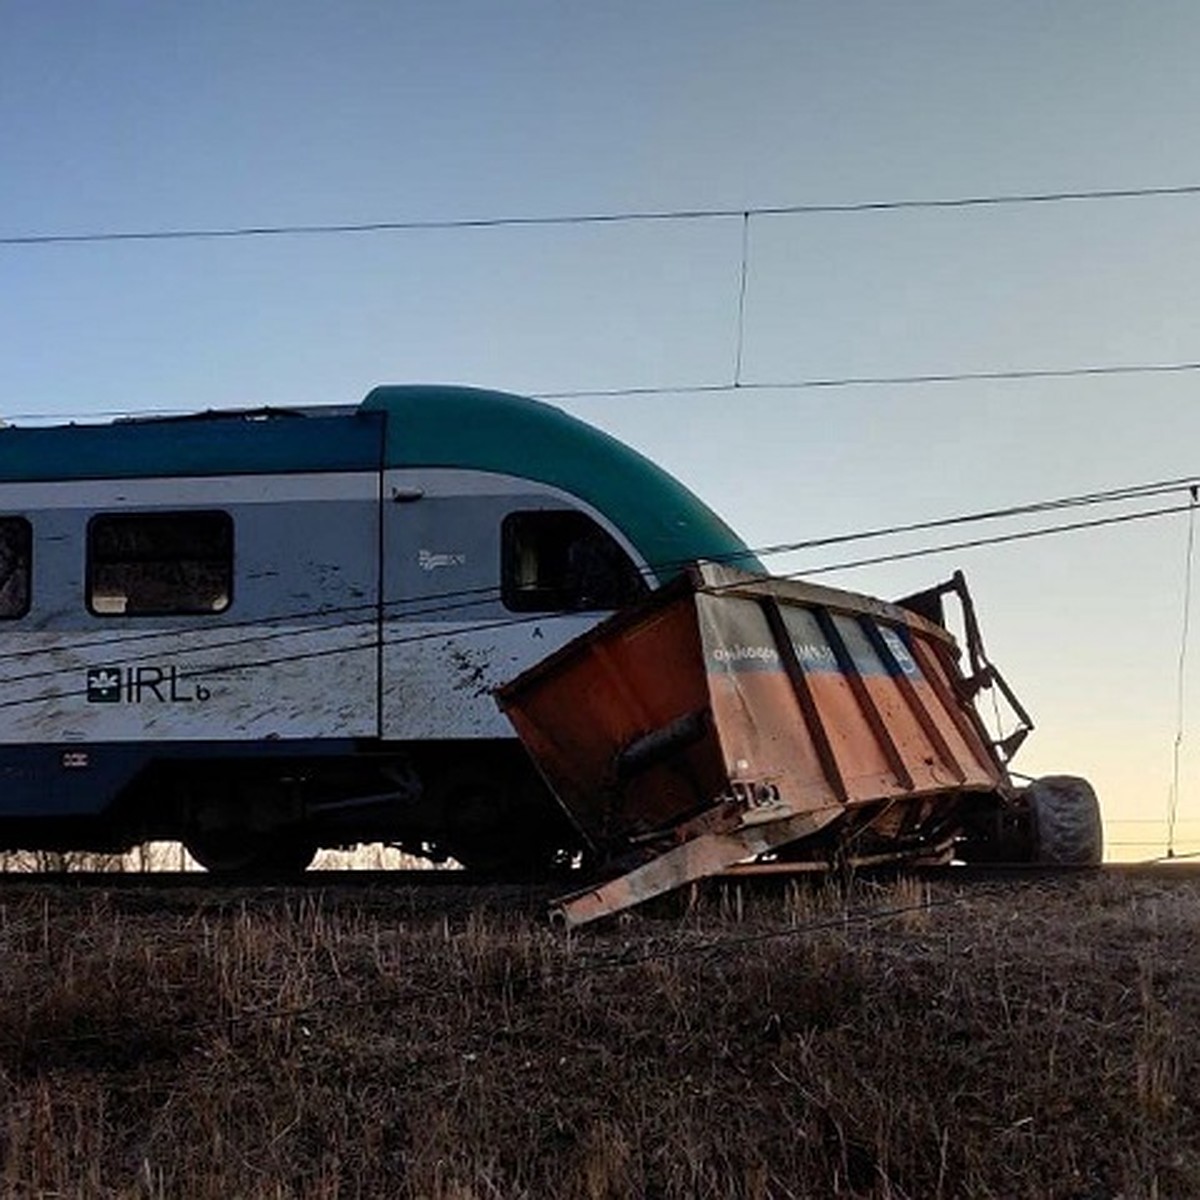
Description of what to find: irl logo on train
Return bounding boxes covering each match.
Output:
[85,666,212,704]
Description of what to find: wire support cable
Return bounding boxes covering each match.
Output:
[744,474,1200,566]
[577,884,1020,973]
[534,359,1200,401]
[791,500,1198,578]
[8,181,1200,247]
[732,211,750,387]
[1167,486,1199,857]
[1147,847,1200,863]
[0,472,1189,674]
[0,494,1190,715]
[10,362,1200,427]
[0,472,1190,691]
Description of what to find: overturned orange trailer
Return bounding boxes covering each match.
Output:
[497,563,1101,926]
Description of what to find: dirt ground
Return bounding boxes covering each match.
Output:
[1,869,1197,1198]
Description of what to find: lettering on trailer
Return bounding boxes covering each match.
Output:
[878,626,921,677]
[711,644,780,666]
[790,640,840,672]
[85,666,212,704]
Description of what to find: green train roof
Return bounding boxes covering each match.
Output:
[0,385,761,577]
[363,386,760,576]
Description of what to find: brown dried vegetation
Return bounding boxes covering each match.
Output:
[1,873,1199,1198]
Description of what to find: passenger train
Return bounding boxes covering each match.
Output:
[0,386,760,872]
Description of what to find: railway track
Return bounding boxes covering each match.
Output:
[0,867,567,920]
[2,860,1197,932]
[0,868,482,889]
[0,860,1194,891]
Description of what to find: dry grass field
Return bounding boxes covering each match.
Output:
[1,870,1198,1198]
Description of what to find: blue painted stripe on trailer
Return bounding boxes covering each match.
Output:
[704,608,925,680]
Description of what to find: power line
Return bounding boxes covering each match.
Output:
[798,501,1196,577]
[6,484,1198,683]
[536,360,1200,400]
[10,359,1200,427]
[0,489,1190,714]
[0,472,1188,680]
[570,877,1102,972]
[7,181,1200,247]
[747,474,1200,563]
[1147,847,1200,863]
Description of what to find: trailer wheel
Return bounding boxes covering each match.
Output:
[184,831,316,876]
[1026,775,1103,865]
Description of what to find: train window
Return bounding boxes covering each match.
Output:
[501,511,647,613]
[0,517,31,619]
[88,512,233,616]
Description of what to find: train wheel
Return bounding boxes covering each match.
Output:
[184,830,316,875]
[1026,775,1103,865]
[431,765,553,875]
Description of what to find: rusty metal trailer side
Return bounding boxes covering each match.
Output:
[498,563,1026,926]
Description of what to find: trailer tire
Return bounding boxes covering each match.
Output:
[1026,775,1103,865]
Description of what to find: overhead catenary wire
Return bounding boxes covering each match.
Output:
[0,490,1192,714]
[0,474,1190,691]
[0,471,1190,681]
[1147,847,1200,863]
[534,360,1200,400]
[744,473,1200,564]
[7,180,1200,247]
[9,180,1200,421]
[11,360,1200,426]
[794,500,1197,578]
[0,470,1189,674]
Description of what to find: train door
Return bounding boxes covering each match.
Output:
[379,469,648,742]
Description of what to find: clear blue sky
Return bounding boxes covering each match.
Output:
[4,0,1200,857]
